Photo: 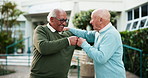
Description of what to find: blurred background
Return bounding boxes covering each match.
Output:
[0,0,147,78]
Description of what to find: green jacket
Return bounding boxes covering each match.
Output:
[30,25,75,78]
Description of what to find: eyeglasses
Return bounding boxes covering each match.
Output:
[54,17,69,23]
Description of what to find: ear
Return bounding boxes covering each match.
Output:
[50,17,54,22]
[100,18,103,24]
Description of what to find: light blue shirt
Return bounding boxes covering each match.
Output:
[70,23,126,78]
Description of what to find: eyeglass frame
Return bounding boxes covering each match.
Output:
[54,17,69,23]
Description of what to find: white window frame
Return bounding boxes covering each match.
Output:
[126,4,148,31]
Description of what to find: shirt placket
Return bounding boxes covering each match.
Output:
[94,32,100,48]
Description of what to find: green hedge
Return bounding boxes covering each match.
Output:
[120,28,148,53]
[120,28,148,77]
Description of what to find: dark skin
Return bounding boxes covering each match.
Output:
[48,9,78,46]
[49,9,67,32]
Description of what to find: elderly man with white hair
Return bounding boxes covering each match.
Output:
[64,9,126,78]
[30,8,78,78]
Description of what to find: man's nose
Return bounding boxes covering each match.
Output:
[90,20,92,24]
[62,21,67,26]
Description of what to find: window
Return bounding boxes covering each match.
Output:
[132,21,138,29]
[139,19,146,28]
[19,21,25,28]
[141,4,148,17]
[134,8,139,19]
[126,3,148,31]
[126,23,131,30]
[128,11,132,21]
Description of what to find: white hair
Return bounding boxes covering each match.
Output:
[47,9,57,22]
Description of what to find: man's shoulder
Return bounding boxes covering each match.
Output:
[35,25,47,29]
[34,25,52,35]
[35,25,49,32]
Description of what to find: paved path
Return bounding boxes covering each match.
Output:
[0,66,139,78]
[0,66,30,78]
[0,65,77,78]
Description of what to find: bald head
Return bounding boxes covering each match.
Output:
[92,9,110,22]
[90,9,111,31]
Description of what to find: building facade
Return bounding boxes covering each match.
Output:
[1,0,147,53]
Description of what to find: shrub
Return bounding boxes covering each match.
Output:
[120,28,148,77]
[0,31,14,54]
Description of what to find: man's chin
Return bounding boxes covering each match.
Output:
[58,26,64,32]
[93,27,96,30]
[93,28,99,31]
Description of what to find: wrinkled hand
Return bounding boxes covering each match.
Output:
[63,27,70,31]
[77,37,86,47]
[69,36,78,46]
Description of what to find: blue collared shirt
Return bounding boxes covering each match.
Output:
[69,23,126,78]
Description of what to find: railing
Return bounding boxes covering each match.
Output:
[0,36,32,74]
[70,45,144,78]
[0,54,32,66]
[73,56,80,78]
[5,36,31,66]
[6,36,30,54]
[123,44,143,78]
[0,54,32,75]
[74,45,144,78]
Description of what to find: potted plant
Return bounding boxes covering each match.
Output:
[15,33,24,54]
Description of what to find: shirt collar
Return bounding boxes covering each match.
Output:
[99,22,112,33]
[47,23,56,32]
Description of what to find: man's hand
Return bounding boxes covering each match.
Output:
[77,37,86,47]
[69,36,78,46]
[63,27,70,31]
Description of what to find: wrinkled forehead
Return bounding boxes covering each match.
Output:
[91,12,99,19]
[56,10,67,17]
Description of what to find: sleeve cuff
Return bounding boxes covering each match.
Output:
[81,41,89,48]
[67,38,71,46]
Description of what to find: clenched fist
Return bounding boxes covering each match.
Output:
[77,37,86,47]
[69,36,78,46]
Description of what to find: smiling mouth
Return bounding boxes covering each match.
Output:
[59,26,64,27]
[60,25,66,27]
